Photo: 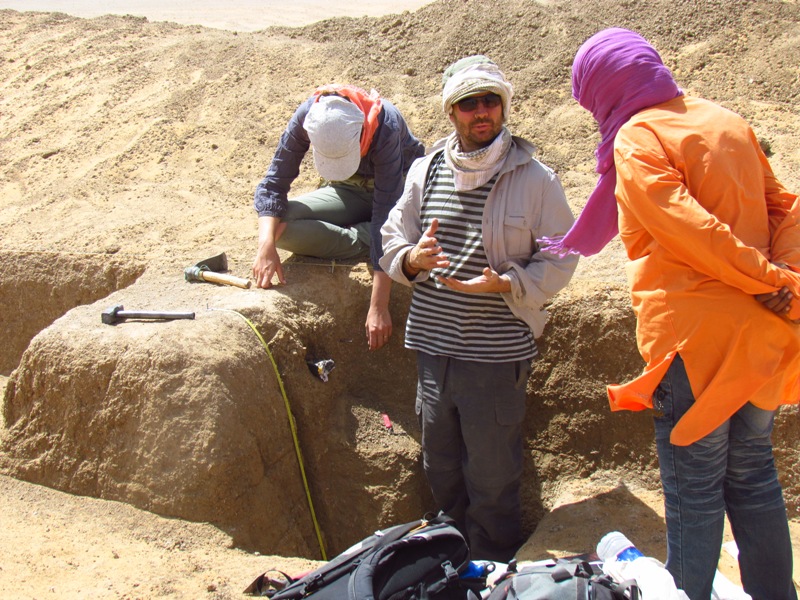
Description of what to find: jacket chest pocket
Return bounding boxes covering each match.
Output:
[503,214,536,259]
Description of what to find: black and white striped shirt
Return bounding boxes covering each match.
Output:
[405,154,538,362]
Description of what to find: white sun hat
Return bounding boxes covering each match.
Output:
[303,95,364,182]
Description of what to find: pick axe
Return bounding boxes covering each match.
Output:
[184,252,251,289]
[102,305,195,325]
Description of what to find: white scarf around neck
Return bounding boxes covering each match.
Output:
[444,127,512,191]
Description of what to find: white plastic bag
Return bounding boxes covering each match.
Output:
[711,569,752,600]
[602,556,690,600]
[597,531,689,600]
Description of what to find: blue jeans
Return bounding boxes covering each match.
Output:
[653,354,797,600]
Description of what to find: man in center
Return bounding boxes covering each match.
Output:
[380,56,578,561]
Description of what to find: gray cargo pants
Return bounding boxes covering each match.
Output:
[415,351,530,562]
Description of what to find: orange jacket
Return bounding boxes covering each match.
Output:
[607,95,800,445]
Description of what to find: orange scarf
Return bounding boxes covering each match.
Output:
[313,84,382,157]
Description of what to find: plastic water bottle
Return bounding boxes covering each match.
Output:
[460,561,489,579]
[597,532,690,600]
[460,561,502,599]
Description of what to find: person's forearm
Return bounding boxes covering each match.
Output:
[371,270,393,309]
[401,249,422,279]
[258,216,282,246]
[253,216,287,287]
[365,270,394,350]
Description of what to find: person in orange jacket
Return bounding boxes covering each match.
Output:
[540,28,800,600]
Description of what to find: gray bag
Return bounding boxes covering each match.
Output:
[486,559,640,600]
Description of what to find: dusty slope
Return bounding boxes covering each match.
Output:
[2,0,799,264]
[0,0,441,31]
[1,0,800,597]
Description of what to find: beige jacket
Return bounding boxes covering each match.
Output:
[380,136,578,338]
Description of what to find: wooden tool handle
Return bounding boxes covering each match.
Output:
[201,270,252,289]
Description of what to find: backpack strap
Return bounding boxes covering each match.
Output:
[575,576,589,599]
[374,518,430,549]
[550,565,575,583]
[423,559,460,595]
[588,573,641,600]
[562,560,641,600]
[614,579,641,600]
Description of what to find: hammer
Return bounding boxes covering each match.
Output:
[184,265,251,289]
[101,304,195,325]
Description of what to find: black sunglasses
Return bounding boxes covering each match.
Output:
[454,93,503,113]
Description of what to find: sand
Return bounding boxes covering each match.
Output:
[2,0,799,597]
[0,0,438,30]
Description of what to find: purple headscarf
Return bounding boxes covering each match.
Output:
[539,28,682,257]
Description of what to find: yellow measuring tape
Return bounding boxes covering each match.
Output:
[215,309,328,560]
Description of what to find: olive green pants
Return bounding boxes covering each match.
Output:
[277,179,373,260]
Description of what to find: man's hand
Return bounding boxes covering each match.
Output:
[436,267,511,294]
[365,272,393,350]
[755,262,800,323]
[366,304,392,350]
[403,218,450,278]
[755,286,800,323]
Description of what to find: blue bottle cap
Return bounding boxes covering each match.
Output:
[617,546,645,561]
[460,561,486,579]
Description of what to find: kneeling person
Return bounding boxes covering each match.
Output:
[253,84,425,351]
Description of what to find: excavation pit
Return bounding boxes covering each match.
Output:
[0,258,797,561]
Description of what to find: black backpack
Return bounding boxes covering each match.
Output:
[245,514,482,600]
[485,559,640,600]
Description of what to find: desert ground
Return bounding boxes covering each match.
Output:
[1,0,799,598]
[0,0,438,30]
